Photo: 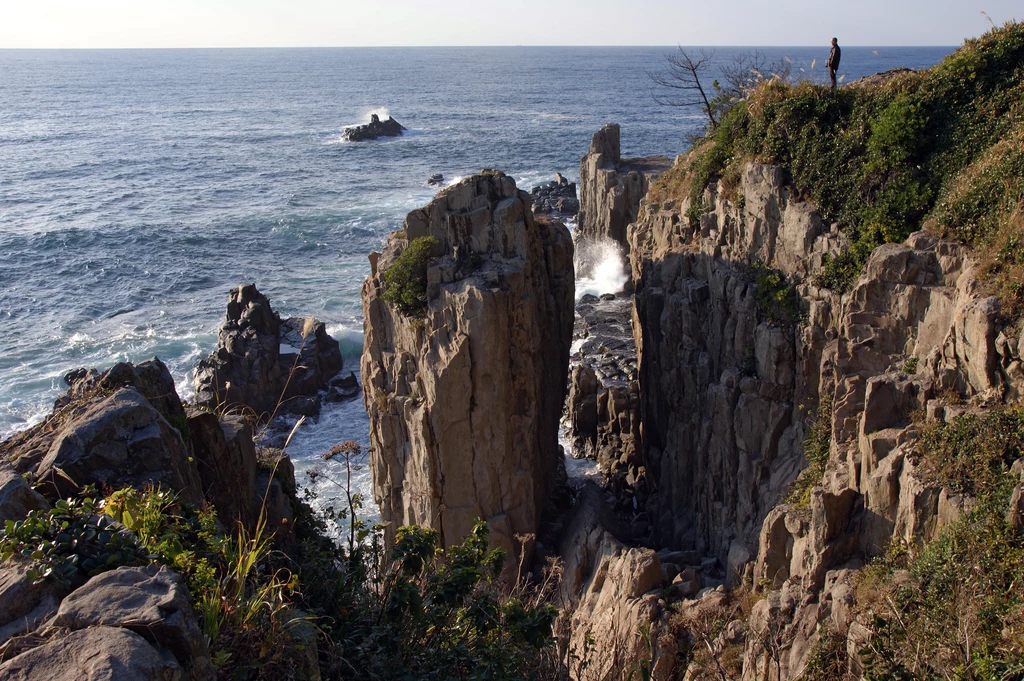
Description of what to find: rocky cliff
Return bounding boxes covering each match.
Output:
[577,124,671,256]
[628,158,1024,678]
[361,171,575,558]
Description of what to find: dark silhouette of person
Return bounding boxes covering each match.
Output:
[827,37,842,88]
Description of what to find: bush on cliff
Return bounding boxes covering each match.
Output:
[383,236,439,316]
[655,21,1024,300]
[855,406,1024,680]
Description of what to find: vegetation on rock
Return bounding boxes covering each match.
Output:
[652,21,1024,304]
[383,236,439,316]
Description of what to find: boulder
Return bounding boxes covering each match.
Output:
[341,114,407,142]
[193,284,351,420]
[0,626,185,681]
[361,171,574,563]
[35,388,202,504]
[54,565,214,680]
[0,562,67,645]
[0,464,49,523]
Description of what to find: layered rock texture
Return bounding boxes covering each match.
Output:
[361,172,574,557]
[627,158,1024,678]
[193,283,354,419]
[577,124,672,255]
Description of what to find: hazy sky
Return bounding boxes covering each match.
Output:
[1,0,1019,48]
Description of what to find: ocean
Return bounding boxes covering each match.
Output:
[0,45,953,515]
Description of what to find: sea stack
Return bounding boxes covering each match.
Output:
[360,171,574,562]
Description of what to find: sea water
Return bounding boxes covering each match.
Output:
[0,46,953,519]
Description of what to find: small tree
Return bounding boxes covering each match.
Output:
[648,47,720,130]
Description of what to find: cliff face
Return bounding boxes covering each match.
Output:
[361,172,575,557]
[628,159,1024,678]
[577,124,672,255]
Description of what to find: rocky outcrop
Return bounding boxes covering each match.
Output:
[342,113,407,142]
[0,464,49,523]
[530,173,580,217]
[0,565,215,681]
[1,361,204,504]
[627,158,1024,678]
[557,486,675,681]
[186,411,258,531]
[193,283,354,420]
[577,124,672,255]
[361,171,574,560]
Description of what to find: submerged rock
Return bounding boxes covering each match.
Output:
[193,283,354,420]
[361,171,574,564]
[342,113,407,142]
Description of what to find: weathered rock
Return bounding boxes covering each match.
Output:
[530,173,580,216]
[187,410,258,531]
[0,626,185,681]
[1,359,189,477]
[35,388,202,504]
[577,124,671,255]
[341,113,407,142]
[0,464,49,523]
[54,565,214,680]
[0,562,67,645]
[558,486,675,680]
[193,284,350,419]
[627,155,1024,679]
[362,171,574,562]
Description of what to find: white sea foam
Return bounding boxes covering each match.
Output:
[574,239,628,301]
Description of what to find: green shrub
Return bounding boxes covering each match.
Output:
[786,396,833,507]
[0,496,148,584]
[653,22,1024,294]
[383,236,439,317]
[750,260,800,325]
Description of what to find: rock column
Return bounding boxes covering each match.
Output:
[361,172,575,558]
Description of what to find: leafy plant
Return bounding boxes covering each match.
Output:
[750,260,799,325]
[383,236,439,317]
[0,497,148,585]
[786,396,834,508]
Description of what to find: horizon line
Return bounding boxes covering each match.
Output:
[0,44,959,51]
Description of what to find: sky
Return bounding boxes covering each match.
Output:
[0,0,1019,49]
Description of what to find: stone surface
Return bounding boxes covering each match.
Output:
[530,173,580,216]
[0,562,67,645]
[35,388,202,504]
[0,463,49,523]
[627,158,1024,679]
[54,565,214,680]
[0,626,185,681]
[362,171,574,562]
[187,410,258,531]
[577,124,671,255]
[341,113,406,141]
[193,283,350,420]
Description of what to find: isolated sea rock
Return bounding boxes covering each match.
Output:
[577,124,671,255]
[530,173,580,216]
[193,283,353,420]
[342,113,407,142]
[361,171,574,562]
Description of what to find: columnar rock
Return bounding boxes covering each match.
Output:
[627,158,1024,678]
[577,124,672,254]
[193,284,352,419]
[361,171,574,557]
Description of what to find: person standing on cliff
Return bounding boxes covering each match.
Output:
[827,37,842,88]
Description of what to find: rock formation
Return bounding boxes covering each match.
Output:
[627,158,1024,678]
[361,171,574,559]
[577,124,672,255]
[342,113,407,142]
[193,283,355,420]
[530,173,580,217]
